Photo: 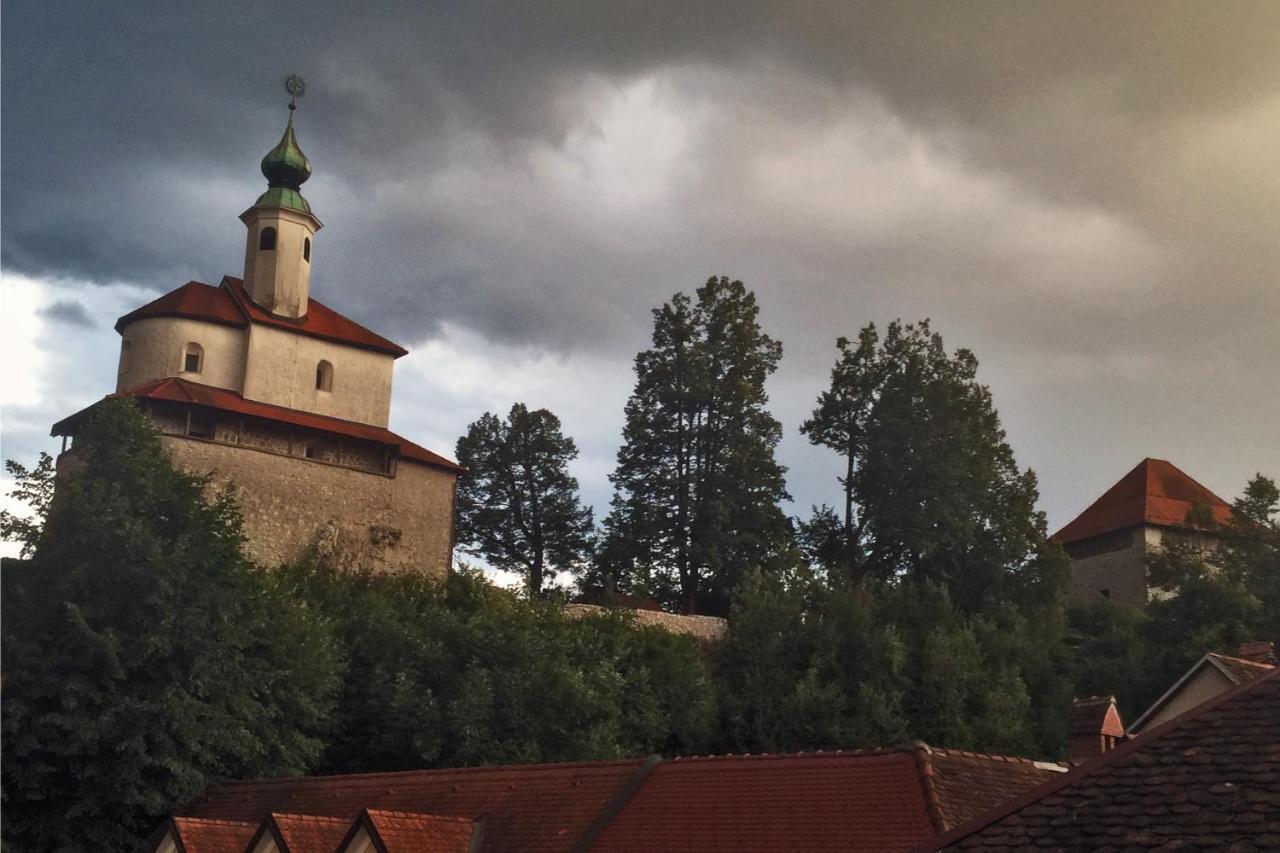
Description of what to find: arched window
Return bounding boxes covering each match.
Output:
[183,342,204,374]
[259,227,277,251]
[315,359,333,392]
[303,237,311,262]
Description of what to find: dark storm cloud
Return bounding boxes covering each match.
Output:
[36,299,94,328]
[6,1,1277,340]
[3,1,1278,526]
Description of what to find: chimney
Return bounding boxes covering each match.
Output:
[1236,641,1276,665]
[1068,695,1125,763]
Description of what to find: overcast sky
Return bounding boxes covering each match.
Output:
[3,1,1278,562]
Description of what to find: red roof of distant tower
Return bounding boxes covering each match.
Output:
[1053,458,1232,544]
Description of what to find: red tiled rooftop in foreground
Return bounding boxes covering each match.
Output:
[1053,458,1233,544]
[589,747,1061,853]
[177,746,1061,853]
[182,758,651,853]
[919,668,1280,852]
[115,277,408,357]
[50,376,464,474]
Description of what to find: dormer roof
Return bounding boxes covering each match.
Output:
[157,817,258,853]
[114,277,408,358]
[1068,695,1124,739]
[249,813,351,852]
[1053,458,1233,544]
[352,810,477,853]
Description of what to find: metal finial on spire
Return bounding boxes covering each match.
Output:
[285,73,306,111]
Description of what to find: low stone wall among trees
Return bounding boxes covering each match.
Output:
[564,603,729,642]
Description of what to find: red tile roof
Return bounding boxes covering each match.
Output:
[588,751,936,852]
[588,747,1059,853]
[921,748,1064,836]
[166,817,258,853]
[1053,458,1233,544]
[919,668,1280,852]
[115,277,408,358]
[172,747,1059,853]
[361,810,477,853]
[181,758,652,853]
[224,277,408,358]
[116,281,247,332]
[266,813,352,852]
[50,377,464,474]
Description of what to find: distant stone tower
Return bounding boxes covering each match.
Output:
[1054,458,1231,606]
[52,85,462,575]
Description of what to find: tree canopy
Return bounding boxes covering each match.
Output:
[1,400,340,851]
[598,276,792,614]
[801,320,1067,613]
[454,403,594,597]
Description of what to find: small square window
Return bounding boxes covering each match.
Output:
[184,352,201,372]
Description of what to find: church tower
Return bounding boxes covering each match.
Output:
[52,78,462,577]
[240,94,322,319]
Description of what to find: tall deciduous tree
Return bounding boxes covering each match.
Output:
[455,403,593,597]
[801,320,1066,612]
[1,400,339,852]
[598,276,791,614]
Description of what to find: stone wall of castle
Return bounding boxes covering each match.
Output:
[1067,524,1223,607]
[1067,527,1151,607]
[160,433,455,577]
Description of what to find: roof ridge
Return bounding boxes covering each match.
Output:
[208,756,650,788]
[920,746,1053,766]
[908,743,948,833]
[913,667,1280,852]
[1207,651,1276,669]
[670,747,907,762]
[173,816,256,826]
[270,812,350,823]
[364,808,474,824]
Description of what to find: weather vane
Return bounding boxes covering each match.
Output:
[285,73,306,110]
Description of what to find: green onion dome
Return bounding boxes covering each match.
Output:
[256,108,313,214]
